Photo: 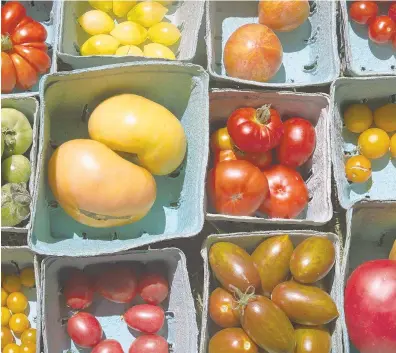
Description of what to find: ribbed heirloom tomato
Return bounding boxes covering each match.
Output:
[1,1,51,92]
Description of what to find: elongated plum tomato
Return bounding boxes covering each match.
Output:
[368,16,396,44]
[211,127,233,152]
[124,304,165,334]
[208,160,269,216]
[91,339,124,353]
[96,264,138,303]
[349,1,378,24]
[209,328,258,353]
[224,24,283,83]
[67,312,102,348]
[259,165,308,219]
[209,287,240,328]
[63,269,94,310]
[258,0,310,32]
[138,273,169,305]
[276,118,316,168]
[129,335,169,353]
[227,105,284,153]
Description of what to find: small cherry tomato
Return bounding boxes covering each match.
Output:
[21,328,37,345]
[358,128,390,159]
[1,326,14,349]
[211,127,233,152]
[374,103,396,132]
[2,306,11,326]
[2,275,21,293]
[6,292,28,314]
[2,288,8,306]
[20,343,36,353]
[345,155,372,183]
[209,287,240,328]
[344,104,373,133]
[9,313,30,334]
[368,16,396,44]
[19,268,35,288]
[124,304,165,334]
[390,134,396,158]
[389,3,396,22]
[129,335,169,353]
[138,273,169,305]
[63,269,94,310]
[349,1,378,24]
[3,343,20,353]
[91,339,124,353]
[67,312,102,348]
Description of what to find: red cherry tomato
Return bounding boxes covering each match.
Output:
[63,269,94,310]
[259,165,308,219]
[96,264,138,303]
[67,312,102,348]
[211,127,233,152]
[389,3,396,22]
[138,273,169,305]
[92,339,124,353]
[369,16,396,44]
[349,1,378,24]
[276,118,316,168]
[214,149,272,170]
[227,105,284,153]
[129,335,169,353]
[124,304,165,334]
[208,160,269,216]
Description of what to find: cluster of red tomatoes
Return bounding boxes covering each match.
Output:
[350,1,396,48]
[207,105,316,219]
[63,265,170,353]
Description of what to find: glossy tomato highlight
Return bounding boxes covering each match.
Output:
[349,1,379,24]
[368,16,396,44]
[67,312,102,348]
[124,304,165,334]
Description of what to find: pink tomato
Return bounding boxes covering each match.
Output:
[138,273,169,305]
[129,335,169,353]
[124,304,165,334]
[67,312,102,348]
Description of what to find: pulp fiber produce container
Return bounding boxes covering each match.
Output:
[207,89,332,226]
[200,231,343,353]
[341,201,396,353]
[330,76,396,209]
[206,0,340,88]
[1,95,39,233]
[56,1,205,70]
[41,247,198,353]
[29,61,209,256]
[2,0,59,97]
[340,0,396,77]
[1,246,41,353]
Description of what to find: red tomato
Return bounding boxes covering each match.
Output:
[211,127,233,152]
[389,3,396,22]
[208,160,269,216]
[344,260,396,353]
[63,269,94,310]
[96,265,138,303]
[92,339,124,353]
[209,287,240,328]
[124,304,165,334]
[369,16,396,44]
[276,118,316,168]
[349,1,378,24]
[214,149,272,170]
[67,312,102,348]
[259,165,308,219]
[227,105,284,153]
[1,1,50,93]
[138,273,169,305]
[129,335,169,353]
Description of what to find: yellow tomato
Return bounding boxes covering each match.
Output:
[88,0,113,12]
[78,10,115,35]
[391,134,396,158]
[344,104,373,133]
[115,45,144,56]
[3,343,20,353]
[345,155,372,183]
[9,313,30,334]
[110,21,147,45]
[19,268,35,289]
[21,328,36,345]
[127,1,168,27]
[143,43,175,60]
[7,292,28,314]
[2,276,21,294]
[113,1,137,17]
[148,22,181,46]
[358,128,390,159]
[20,343,35,353]
[2,288,8,306]
[80,35,120,56]
[374,103,396,132]
[1,327,14,349]
[2,307,11,326]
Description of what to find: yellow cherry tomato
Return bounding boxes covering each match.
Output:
[143,43,175,60]
[6,292,28,314]
[20,328,36,345]
[358,128,390,159]
[110,21,147,45]
[113,1,137,17]
[2,306,11,326]
[374,103,396,132]
[20,343,35,353]
[2,288,8,306]
[80,35,120,56]
[127,1,168,27]
[2,276,21,294]
[344,104,373,133]
[3,343,20,353]
[1,327,14,349]
[390,133,396,158]
[345,155,372,183]
[19,268,35,289]
[88,1,113,13]
[78,10,115,36]
[148,22,181,46]
[115,45,144,56]
[9,313,30,334]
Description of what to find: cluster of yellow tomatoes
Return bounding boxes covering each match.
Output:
[344,103,396,183]
[1,269,37,353]
[79,0,180,60]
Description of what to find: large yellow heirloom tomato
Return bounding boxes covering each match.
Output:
[88,94,186,175]
[48,139,156,228]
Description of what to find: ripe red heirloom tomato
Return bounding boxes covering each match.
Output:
[129,335,169,353]
[124,304,165,334]
[259,165,308,219]
[349,1,378,24]
[138,273,169,305]
[1,1,51,93]
[63,269,94,310]
[227,105,284,153]
[67,312,102,348]
[91,339,124,353]
[368,16,396,44]
[208,160,269,216]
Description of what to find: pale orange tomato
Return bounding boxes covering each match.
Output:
[9,313,30,334]
[358,128,390,159]
[345,155,372,183]
[21,328,36,345]
[7,292,28,314]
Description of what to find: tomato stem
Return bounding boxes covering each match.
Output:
[256,104,272,125]
[1,34,13,52]
[230,285,256,315]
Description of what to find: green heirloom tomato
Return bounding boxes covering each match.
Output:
[1,183,31,227]
[1,108,33,158]
[2,155,31,183]
[1,134,4,158]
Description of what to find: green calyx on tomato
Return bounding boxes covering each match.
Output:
[1,182,31,227]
